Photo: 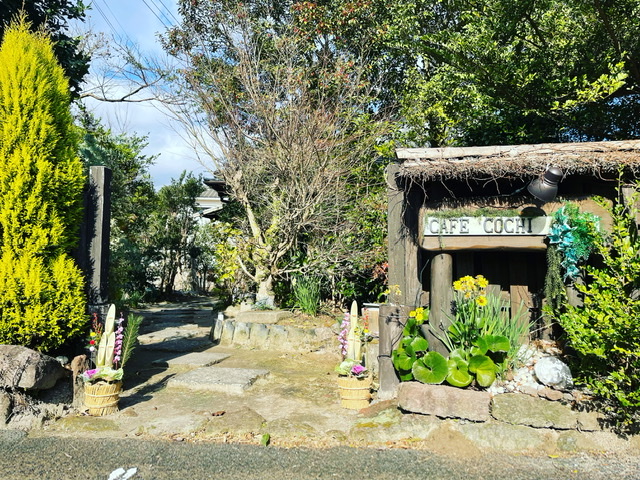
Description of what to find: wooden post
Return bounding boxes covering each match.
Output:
[77,166,112,308]
[377,304,410,399]
[428,252,453,355]
[386,163,407,305]
[509,253,532,343]
[387,164,423,307]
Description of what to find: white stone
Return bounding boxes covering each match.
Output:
[534,356,573,390]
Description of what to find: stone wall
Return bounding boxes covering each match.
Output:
[382,382,640,454]
[211,315,335,352]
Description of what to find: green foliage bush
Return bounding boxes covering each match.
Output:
[0,20,86,352]
[553,188,640,429]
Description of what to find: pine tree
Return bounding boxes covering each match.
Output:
[0,19,86,352]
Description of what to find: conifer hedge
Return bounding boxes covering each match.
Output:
[0,20,86,352]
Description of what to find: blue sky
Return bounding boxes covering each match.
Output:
[76,0,208,188]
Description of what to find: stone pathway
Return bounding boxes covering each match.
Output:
[136,301,268,393]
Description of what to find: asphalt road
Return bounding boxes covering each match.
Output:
[1,434,639,480]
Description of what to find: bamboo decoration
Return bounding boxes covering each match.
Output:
[346,301,362,361]
[96,304,116,367]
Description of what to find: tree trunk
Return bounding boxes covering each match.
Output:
[256,272,275,308]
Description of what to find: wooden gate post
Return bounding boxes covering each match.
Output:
[77,166,112,309]
[377,304,410,399]
[428,252,453,355]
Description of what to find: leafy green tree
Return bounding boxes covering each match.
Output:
[164,1,388,306]
[147,172,204,296]
[0,0,90,95]
[0,20,86,352]
[77,111,157,299]
[294,0,640,146]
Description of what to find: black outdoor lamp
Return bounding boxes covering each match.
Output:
[527,166,563,203]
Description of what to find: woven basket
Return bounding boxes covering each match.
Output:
[337,376,372,410]
[84,381,122,416]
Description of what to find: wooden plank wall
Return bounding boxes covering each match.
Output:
[423,250,546,339]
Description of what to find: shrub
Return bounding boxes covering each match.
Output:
[292,275,321,315]
[554,187,640,429]
[0,20,86,352]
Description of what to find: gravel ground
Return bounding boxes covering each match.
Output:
[1,435,640,480]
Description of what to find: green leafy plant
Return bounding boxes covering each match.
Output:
[335,359,368,378]
[552,187,640,430]
[412,351,448,384]
[436,275,529,376]
[391,308,429,381]
[391,301,514,388]
[546,203,601,284]
[292,275,321,316]
[120,314,143,368]
[0,19,87,352]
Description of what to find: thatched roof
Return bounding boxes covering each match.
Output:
[396,140,640,182]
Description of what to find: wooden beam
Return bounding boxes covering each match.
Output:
[421,235,547,250]
[396,140,640,161]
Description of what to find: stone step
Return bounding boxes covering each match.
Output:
[138,325,210,342]
[166,366,269,395]
[151,352,229,367]
[140,337,213,352]
[138,325,213,352]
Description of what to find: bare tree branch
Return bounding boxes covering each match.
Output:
[160,12,389,305]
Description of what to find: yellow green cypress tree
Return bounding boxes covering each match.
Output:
[0,19,86,352]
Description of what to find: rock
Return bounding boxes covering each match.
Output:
[491,393,602,431]
[0,391,11,423]
[0,345,69,391]
[457,420,549,453]
[350,409,440,443]
[201,406,266,436]
[38,379,74,405]
[232,321,251,345]
[519,386,540,397]
[539,387,564,401]
[236,310,292,325]
[534,356,573,390]
[54,356,68,366]
[398,383,491,422]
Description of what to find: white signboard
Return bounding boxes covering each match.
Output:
[424,216,552,236]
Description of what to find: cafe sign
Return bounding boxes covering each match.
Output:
[424,216,552,236]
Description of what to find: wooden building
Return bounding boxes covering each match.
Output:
[377,140,640,396]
